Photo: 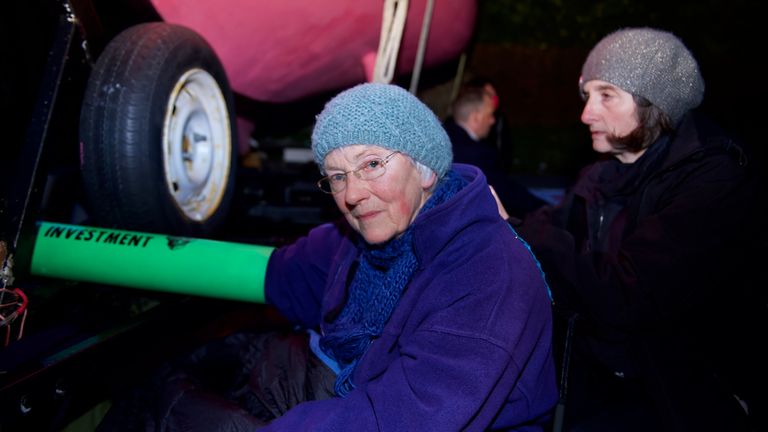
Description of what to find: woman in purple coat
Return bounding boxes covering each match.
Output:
[101,83,557,432]
[259,83,556,431]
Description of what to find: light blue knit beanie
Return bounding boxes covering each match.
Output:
[311,83,453,178]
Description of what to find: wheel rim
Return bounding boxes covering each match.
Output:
[162,68,232,222]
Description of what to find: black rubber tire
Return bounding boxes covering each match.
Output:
[80,22,237,236]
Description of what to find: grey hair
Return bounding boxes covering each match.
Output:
[414,160,438,192]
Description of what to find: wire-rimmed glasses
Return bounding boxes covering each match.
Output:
[317,151,400,194]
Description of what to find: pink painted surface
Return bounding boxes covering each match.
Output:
[151,0,477,102]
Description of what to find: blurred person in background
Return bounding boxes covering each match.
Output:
[444,81,546,219]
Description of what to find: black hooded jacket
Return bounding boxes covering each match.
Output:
[519,112,765,431]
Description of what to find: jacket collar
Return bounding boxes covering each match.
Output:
[660,111,741,171]
[411,164,499,266]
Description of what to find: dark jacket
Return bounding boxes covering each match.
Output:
[519,113,762,431]
[443,118,502,174]
[443,119,546,218]
[265,164,557,431]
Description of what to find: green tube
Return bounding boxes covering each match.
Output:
[30,222,274,303]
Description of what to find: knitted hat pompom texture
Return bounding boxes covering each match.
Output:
[580,27,705,124]
[311,83,453,178]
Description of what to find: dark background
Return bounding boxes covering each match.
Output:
[456,0,763,181]
[248,0,763,188]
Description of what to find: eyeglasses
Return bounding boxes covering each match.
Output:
[317,151,400,194]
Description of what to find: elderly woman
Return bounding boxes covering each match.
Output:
[100,83,557,432]
[261,83,556,430]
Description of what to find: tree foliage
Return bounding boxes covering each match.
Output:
[476,0,756,54]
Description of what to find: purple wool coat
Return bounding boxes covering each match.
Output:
[264,164,557,431]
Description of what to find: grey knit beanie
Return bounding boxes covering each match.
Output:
[580,27,705,124]
[311,83,453,178]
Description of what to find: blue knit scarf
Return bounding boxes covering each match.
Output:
[320,170,467,396]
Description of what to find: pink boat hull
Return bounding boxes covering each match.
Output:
[152,0,477,102]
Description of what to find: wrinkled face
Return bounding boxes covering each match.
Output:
[581,80,640,161]
[323,145,436,244]
[473,94,497,139]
